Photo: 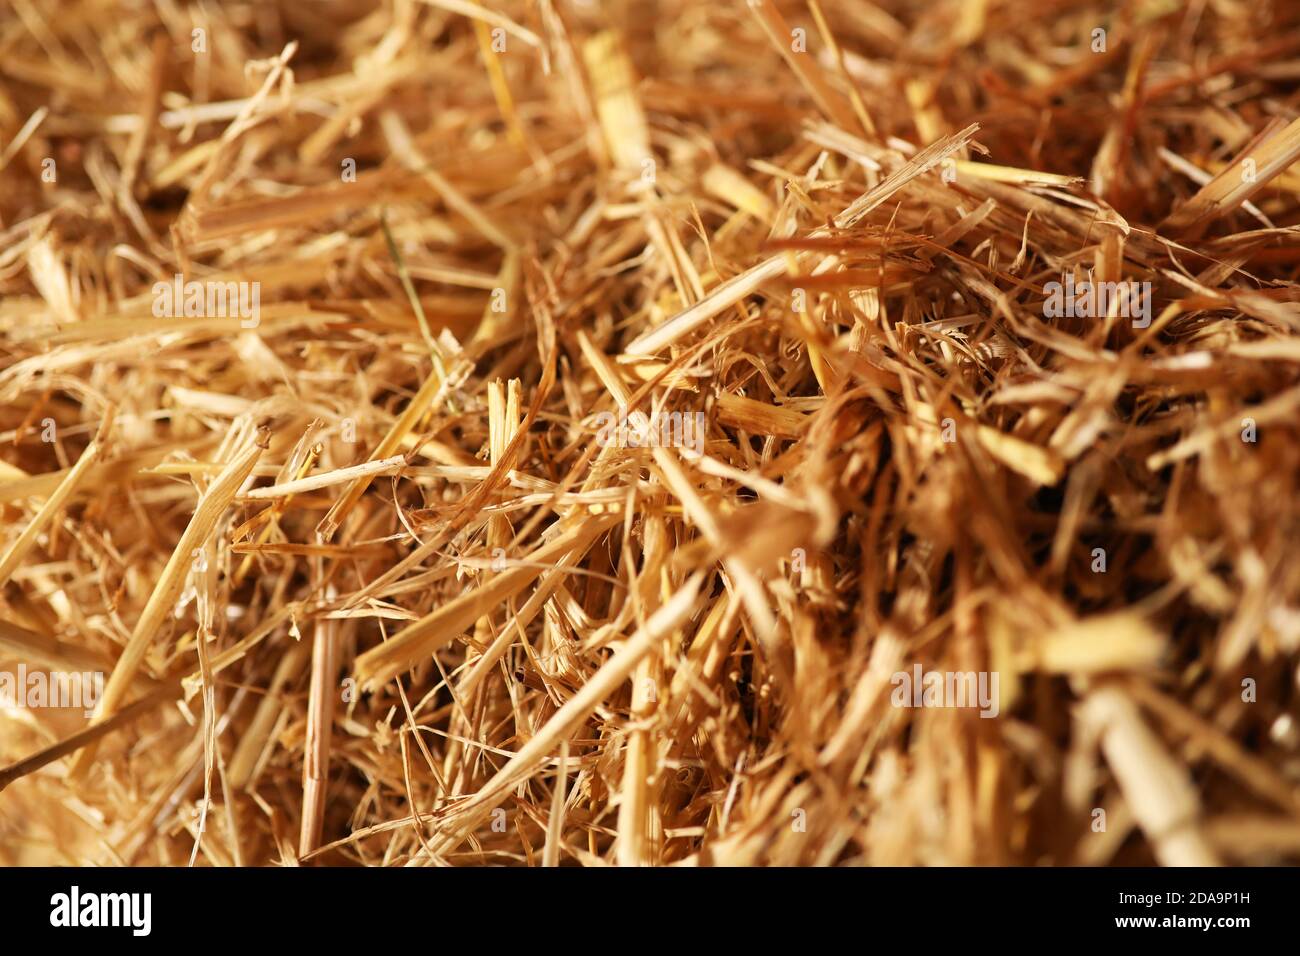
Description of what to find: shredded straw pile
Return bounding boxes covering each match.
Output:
[4,0,1300,867]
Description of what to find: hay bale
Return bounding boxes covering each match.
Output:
[1,0,1299,866]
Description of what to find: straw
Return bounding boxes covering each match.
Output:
[3,0,1300,868]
